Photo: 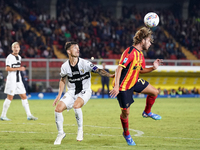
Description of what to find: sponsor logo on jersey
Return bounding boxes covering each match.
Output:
[72,71,80,75]
[12,64,21,68]
[68,73,90,83]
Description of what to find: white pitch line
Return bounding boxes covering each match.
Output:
[1,122,200,140]
[1,130,200,141]
[142,135,200,140]
[0,122,144,136]
[83,124,144,136]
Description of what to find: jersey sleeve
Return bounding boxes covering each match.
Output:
[5,56,11,67]
[85,60,98,72]
[60,64,67,78]
[119,50,134,68]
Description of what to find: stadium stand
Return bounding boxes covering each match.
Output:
[0,0,188,60]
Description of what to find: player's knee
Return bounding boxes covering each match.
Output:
[20,94,27,100]
[150,89,159,97]
[73,104,81,109]
[73,99,84,109]
[55,106,63,113]
[121,110,129,118]
[7,95,13,101]
[154,89,159,96]
[55,108,61,113]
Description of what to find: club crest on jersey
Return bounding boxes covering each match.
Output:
[80,69,84,74]
[123,58,128,63]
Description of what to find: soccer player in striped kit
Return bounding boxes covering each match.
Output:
[1,42,37,121]
[110,27,163,146]
[53,42,114,145]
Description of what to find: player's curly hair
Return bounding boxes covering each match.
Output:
[133,27,153,45]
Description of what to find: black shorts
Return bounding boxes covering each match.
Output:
[117,78,149,109]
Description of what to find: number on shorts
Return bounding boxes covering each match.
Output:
[138,78,145,85]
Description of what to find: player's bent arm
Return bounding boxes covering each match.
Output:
[6,66,25,71]
[95,68,114,78]
[140,67,155,74]
[140,59,163,74]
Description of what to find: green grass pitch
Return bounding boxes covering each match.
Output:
[0,98,200,150]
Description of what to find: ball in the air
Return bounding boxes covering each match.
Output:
[144,12,159,28]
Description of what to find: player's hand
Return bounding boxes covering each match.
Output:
[53,96,60,107]
[110,74,115,78]
[109,86,119,98]
[153,59,163,70]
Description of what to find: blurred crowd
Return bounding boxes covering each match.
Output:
[0,0,56,58]
[1,0,198,60]
[163,0,200,59]
[157,87,200,96]
[95,86,200,97]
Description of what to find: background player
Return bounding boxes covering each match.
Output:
[53,41,114,145]
[101,62,110,98]
[1,42,38,121]
[110,27,163,146]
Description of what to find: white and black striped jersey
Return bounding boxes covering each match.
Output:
[5,54,22,84]
[60,58,98,95]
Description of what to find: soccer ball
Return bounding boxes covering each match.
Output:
[38,93,44,99]
[144,12,159,28]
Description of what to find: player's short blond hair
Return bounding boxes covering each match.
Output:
[11,42,20,48]
[133,27,153,45]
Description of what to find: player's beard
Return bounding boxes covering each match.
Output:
[142,43,148,50]
[71,54,79,58]
[70,51,79,58]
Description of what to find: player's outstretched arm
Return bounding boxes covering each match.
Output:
[140,59,163,74]
[53,76,66,106]
[95,68,115,78]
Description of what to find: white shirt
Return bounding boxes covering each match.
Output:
[60,58,98,95]
[6,54,22,83]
